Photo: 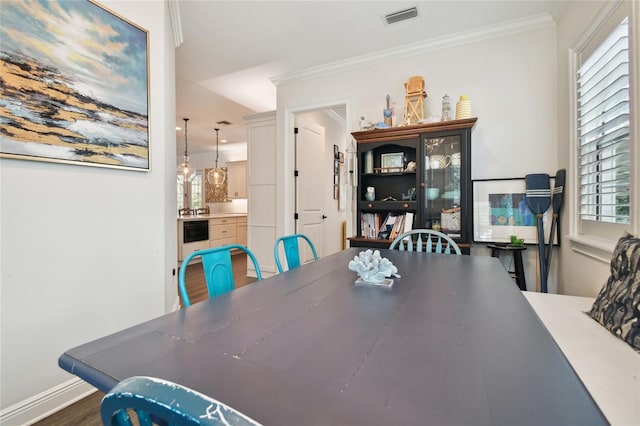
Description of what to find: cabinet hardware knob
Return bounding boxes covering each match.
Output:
[367,203,373,208]
[403,203,409,208]
[420,182,425,188]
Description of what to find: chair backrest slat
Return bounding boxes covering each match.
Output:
[178,244,262,307]
[274,234,319,272]
[389,229,461,255]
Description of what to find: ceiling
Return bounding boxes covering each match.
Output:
[175,0,565,156]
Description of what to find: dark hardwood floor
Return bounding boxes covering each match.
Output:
[35,253,256,426]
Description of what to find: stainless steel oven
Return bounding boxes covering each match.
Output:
[183,220,209,243]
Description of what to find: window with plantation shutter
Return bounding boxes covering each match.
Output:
[577,17,630,225]
[191,172,203,208]
[177,171,204,210]
[177,175,185,210]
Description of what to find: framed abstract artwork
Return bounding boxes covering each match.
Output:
[0,0,150,171]
[473,178,557,244]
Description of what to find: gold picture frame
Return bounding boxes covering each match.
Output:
[0,0,150,171]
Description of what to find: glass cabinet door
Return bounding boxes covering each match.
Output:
[422,134,463,238]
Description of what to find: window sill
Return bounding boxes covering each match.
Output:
[568,234,615,265]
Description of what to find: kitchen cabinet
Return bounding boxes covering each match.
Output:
[236,216,247,246]
[349,118,477,254]
[226,161,247,199]
[209,217,236,248]
[177,215,248,261]
[180,241,209,261]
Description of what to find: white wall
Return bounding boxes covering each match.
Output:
[276,19,559,292]
[0,1,176,423]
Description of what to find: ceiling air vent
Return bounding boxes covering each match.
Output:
[384,7,418,25]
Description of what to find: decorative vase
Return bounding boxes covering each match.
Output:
[365,187,375,201]
[365,150,374,174]
[455,95,471,119]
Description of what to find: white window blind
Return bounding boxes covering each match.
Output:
[577,17,630,225]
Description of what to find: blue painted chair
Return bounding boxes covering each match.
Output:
[274,234,319,272]
[101,376,262,426]
[179,244,262,307]
[389,229,461,255]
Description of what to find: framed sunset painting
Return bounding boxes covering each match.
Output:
[0,0,149,171]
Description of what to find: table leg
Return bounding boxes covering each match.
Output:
[513,251,526,291]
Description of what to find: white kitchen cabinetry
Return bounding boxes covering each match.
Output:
[180,241,209,261]
[209,217,237,248]
[226,161,247,199]
[177,215,248,261]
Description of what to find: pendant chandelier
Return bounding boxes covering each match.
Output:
[207,127,226,186]
[178,117,196,181]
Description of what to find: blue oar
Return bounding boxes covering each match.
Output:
[525,174,551,293]
[545,170,565,283]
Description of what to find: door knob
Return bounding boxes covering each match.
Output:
[322,215,328,219]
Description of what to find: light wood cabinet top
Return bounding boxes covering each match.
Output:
[177,213,247,222]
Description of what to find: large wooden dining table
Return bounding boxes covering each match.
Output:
[59,248,607,425]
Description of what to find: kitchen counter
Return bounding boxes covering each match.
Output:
[177,213,247,221]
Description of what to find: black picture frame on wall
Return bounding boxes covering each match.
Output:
[473,178,558,244]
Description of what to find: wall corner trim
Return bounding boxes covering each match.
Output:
[168,0,183,48]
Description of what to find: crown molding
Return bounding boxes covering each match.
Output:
[272,13,555,87]
[168,0,183,48]
[244,110,276,125]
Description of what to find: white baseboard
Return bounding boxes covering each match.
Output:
[172,295,181,311]
[0,378,97,426]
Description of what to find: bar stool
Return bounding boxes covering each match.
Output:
[487,244,527,291]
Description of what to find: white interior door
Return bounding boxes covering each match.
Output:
[295,119,325,261]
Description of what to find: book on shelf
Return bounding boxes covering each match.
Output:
[361,212,415,240]
[403,212,414,234]
[389,215,404,240]
[377,214,393,240]
[360,212,382,239]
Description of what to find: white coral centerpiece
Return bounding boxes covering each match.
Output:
[348,249,398,283]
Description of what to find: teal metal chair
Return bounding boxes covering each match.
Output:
[389,229,461,255]
[101,376,262,426]
[274,234,319,272]
[179,244,262,307]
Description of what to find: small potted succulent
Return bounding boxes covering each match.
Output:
[509,235,525,247]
